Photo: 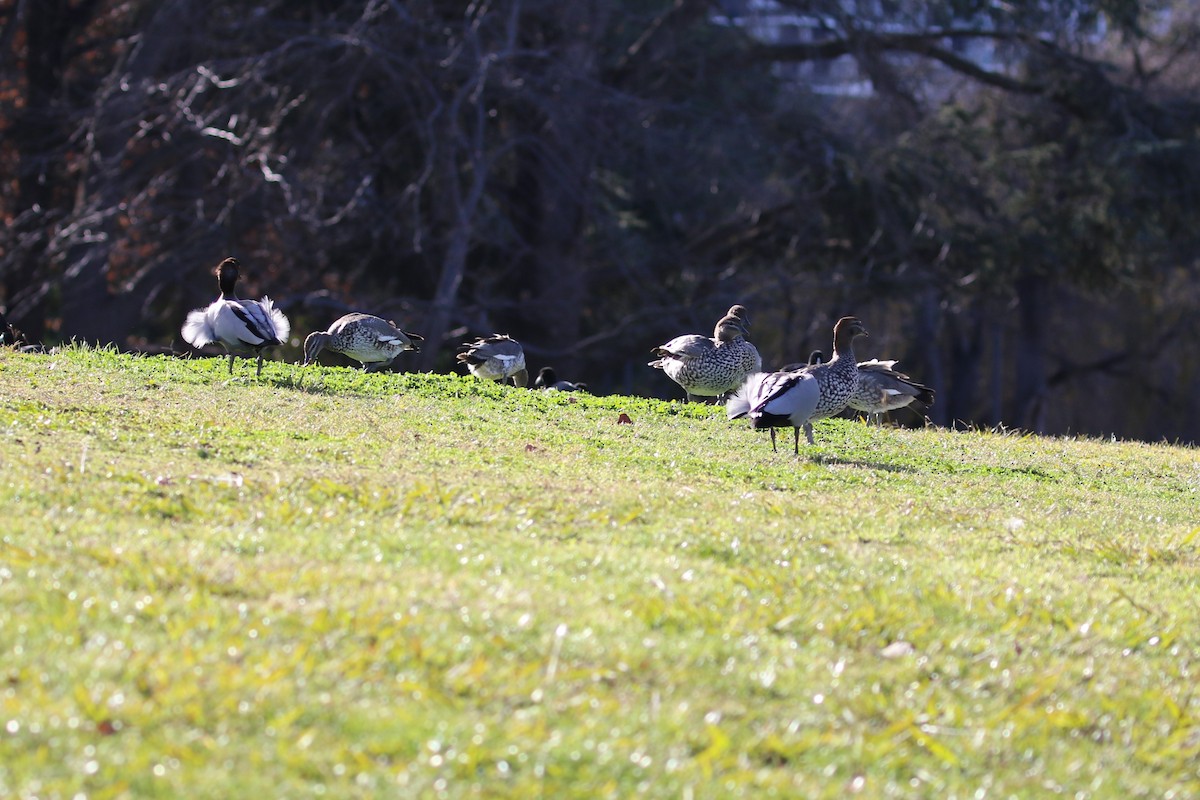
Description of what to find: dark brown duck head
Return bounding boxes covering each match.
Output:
[726,304,751,328]
[216,257,242,298]
[831,316,868,357]
[713,314,750,343]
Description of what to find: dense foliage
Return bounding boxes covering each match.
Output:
[2,0,1199,441]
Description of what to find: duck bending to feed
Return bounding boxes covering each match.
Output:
[803,351,935,425]
[304,313,423,371]
[181,257,290,377]
[847,359,934,424]
[534,366,587,392]
[457,334,528,387]
[649,304,762,402]
[727,316,868,452]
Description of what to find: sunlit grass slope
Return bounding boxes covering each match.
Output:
[1,345,1198,798]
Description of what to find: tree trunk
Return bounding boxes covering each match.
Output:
[944,306,983,430]
[1013,273,1048,432]
[3,0,79,339]
[418,106,489,372]
[421,219,472,372]
[916,288,947,426]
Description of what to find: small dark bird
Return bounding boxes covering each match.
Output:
[534,367,587,392]
[181,257,290,377]
[0,308,24,347]
[728,316,868,452]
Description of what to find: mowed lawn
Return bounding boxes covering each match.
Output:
[1,346,1198,798]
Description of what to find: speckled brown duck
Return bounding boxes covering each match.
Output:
[649,304,762,402]
[457,334,528,387]
[304,313,423,371]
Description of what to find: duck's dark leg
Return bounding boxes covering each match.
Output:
[793,427,801,454]
[228,354,236,374]
[769,428,777,452]
[256,354,264,377]
[803,422,815,445]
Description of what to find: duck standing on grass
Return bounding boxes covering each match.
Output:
[803,351,935,425]
[304,314,423,371]
[649,304,762,402]
[849,359,935,424]
[181,257,291,377]
[728,316,868,452]
[457,334,528,387]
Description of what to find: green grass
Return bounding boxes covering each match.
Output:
[1,345,1198,798]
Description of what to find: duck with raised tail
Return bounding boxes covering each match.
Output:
[181,257,291,377]
[728,316,868,452]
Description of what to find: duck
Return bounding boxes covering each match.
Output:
[648,304,762,402]
[727,316,868,452]
[534,366,587,392]
[1,308,22,347]
[303,313,423,371]
[801,351,935,425]
[849,359,935,424]
[457,334,528,387]
[181,257,291,377]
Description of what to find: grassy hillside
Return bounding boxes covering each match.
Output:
[1,346,1197,799]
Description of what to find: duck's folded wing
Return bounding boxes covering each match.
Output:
[654,334,714,360]
[222,298,289,347]
[753,371,819,420]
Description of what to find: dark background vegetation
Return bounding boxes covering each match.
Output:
[3,0,1199,442]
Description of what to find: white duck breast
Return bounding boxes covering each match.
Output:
[473,352,524,381]
[188,297,288,350]
[749,371,820,423]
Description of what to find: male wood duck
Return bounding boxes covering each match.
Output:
[181,257,290,376]
[728,316,868,451]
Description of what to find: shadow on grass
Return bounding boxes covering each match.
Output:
[813,452,1058,482]
[811,454,920,474]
